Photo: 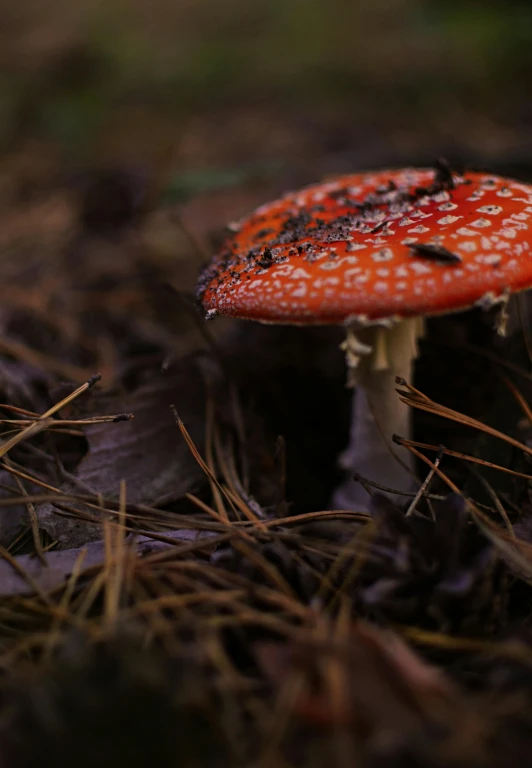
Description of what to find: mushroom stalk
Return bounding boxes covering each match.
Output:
[332,318,423,511]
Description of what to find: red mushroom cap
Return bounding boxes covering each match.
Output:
[197,167,532,324]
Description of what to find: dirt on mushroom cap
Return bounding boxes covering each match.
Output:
[197,167,532,324]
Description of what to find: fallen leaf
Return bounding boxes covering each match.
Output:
[36,359,209,548]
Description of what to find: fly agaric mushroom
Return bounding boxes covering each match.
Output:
[196,165,532,510]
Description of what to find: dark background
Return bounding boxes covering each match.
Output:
[1,0,532,285]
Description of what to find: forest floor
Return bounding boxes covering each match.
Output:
[2,3,532,765]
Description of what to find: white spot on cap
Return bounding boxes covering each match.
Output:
[458,241,477,252]
[511,182,532,194]
[410,262,433,275]
[476,254,502,266]
[372,248,394,262]
[395,266,409,278]
[291,268,311,279]
[401,237,418,245]
[320,260,341,270]
[376,268,390,277]
[399,217,415,227]
[498,228,517,239]
[408,225,430,234]
[346,242,366,252]
[374,281,389,293]
[438,202,458,211]
[502,218,527,231]
[438,215,461,226]
[456,227,477,236]
[477,205,503,215]
[471,219,491,228]
[497,187,512,197]
[410,210,433,219]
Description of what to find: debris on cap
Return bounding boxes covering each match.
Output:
[197,166,532,325]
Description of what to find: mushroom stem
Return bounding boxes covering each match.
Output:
[332,318,423,511]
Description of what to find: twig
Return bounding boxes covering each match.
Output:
[467,466,515,539]
[399,439,532,579]
[394,436,532,481]
[405,445,444,517]
[352,471,445,500]
[396,377,532,458]
[173,407,243,523]
[3,455,46,564]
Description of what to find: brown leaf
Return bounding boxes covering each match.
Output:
[37,360,208,548]
[0,527,216,597]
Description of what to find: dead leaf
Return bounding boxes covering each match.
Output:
[0,527,216,597]
[36,359,209,548]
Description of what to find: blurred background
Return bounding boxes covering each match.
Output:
[2,0,532,232]
[3,0,532,160]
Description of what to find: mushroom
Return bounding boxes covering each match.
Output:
[196,165,532,510]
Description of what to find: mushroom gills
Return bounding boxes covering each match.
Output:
[342,317,424,382]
